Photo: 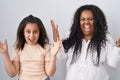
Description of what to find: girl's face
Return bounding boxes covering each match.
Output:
[24,23,40,45]
[80,10,94,40]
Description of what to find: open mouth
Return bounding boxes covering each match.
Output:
[84,25,91,32]
[29,39,35,43]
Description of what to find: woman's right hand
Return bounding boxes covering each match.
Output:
[0,39,8,54]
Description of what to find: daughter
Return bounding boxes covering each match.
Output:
[0,15,62,80]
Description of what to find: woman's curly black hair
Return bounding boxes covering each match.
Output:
[63,4,108,65]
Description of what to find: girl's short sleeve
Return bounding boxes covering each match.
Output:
[11,47,20,61]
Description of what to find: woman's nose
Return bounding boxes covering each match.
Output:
[84,19,89,24]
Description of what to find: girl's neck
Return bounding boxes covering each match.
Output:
[25,43,38,46]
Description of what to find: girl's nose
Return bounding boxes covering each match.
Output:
[30,32,34,37]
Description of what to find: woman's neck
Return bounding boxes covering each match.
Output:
[84,35,92,42]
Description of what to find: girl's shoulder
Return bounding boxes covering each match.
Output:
[12,46,20,53]
[44,43,51,51]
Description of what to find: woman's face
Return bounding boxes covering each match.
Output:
[80,10,94,40]
[24,23,40,45]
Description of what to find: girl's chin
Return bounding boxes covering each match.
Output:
[27,42,37,45]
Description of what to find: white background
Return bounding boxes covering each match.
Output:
[0,0,120,80]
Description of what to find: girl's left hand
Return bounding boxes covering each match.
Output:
[51,38,62,56]
[116,37,120,47]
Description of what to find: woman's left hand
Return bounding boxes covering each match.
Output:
[116,37,120,47]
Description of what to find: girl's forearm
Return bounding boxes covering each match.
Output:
[2,52,17,77]
[46,56,56,77]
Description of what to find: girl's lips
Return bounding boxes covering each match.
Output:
[29,39,35,42]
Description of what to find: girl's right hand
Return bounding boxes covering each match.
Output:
[0,39,8,54]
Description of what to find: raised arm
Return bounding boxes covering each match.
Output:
[50,19,60,42]
[45,20,62,76]
[45,38,62,77]
[0,40,19,77]
[116,37,120,47]
[106,35,120,68]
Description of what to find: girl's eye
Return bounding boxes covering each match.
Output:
[26,31,30,33]
[33,30,39,34]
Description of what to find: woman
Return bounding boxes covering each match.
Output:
[51,4,120,80]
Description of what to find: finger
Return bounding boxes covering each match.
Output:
[118,37,120,41]
[0,41,2,45]
[116,37,120,43]
[50,19,58,41]
[56,38,62,48]
[50,19,55,31]
[55,25,60,40]
[4,39,7,44]
[0,41,2,49]
[0,41,4,52]
[116,36,120,47]
[54,25,58,41]
[4,39,8,47]
[59,40,62,47]
[0,41,3,46]
[53,29,57,42]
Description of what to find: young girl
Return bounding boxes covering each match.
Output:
[0,15,62,80]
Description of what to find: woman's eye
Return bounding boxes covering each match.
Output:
[80,18,85,21]
[88,18,93,21]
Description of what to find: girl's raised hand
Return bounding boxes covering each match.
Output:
[0,39,8,54]
[51,38,62,56]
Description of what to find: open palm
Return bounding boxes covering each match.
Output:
[0,40,8,54]
[51,39,62,56]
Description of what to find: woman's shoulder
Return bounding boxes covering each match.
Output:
[106,33,115,45]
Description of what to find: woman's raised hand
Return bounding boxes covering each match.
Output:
[116,37,120,47]
[50,19,60,42]
[50,19,62,56]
